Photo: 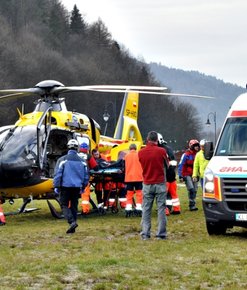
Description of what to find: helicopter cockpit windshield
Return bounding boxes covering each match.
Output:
[0,125,38,163]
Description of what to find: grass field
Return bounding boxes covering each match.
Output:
[0,186,247,290]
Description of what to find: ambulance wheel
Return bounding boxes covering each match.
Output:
[206,221,227,235]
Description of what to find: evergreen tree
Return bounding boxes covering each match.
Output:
[70,4,86,35]
[48,0,69,51]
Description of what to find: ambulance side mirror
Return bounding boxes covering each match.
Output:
[204,141,214,160]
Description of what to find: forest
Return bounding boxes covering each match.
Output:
[0,0,202,149]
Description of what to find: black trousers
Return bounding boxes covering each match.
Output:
[60,187,80,224]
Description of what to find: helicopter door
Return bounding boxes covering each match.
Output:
[37,106,52,170]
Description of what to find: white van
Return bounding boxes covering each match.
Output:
[203,92,247,235]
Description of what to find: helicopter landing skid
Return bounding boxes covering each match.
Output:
[4,197,40,216]
[47,198,63,219]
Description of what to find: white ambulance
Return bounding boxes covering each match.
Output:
[203,92,247,235]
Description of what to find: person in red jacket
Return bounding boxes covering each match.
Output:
[178,139,200,211]
[79,143,98,214]
[138,131,169,240]
[124,143,143,217]
[0,197,6,226]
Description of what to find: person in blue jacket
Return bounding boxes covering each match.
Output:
[54,139,89,234]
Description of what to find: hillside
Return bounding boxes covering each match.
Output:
[149,62,245,139]
[0,0,208,150]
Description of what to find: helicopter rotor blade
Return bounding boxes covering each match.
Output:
[50,85,168,94]
[0,81,213,99]
[0,88,45,99]
[52,85,213,99]
[84,88,214,99]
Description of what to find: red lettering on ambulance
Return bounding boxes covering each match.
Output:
[219,167,243,172]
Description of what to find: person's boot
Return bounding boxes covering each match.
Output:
[66,222,78,234]
[190,205,198,211]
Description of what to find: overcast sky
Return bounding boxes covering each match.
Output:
[63,0,247,88]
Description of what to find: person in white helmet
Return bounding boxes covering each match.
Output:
[157,133,181,215]
[54,139,89,234]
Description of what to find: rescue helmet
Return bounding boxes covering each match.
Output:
[189,139,199,149]
[80,142,89,152]
[200,139,206,146]
[157,133,167,145]
[67,139,79,150]
[169,160,177,166]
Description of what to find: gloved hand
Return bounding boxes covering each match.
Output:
[54,188,60,196]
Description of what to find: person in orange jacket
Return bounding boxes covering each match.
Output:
[79,143,98,214]
[0,197,6,225]
[124,143,143,217]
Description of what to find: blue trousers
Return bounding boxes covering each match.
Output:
[141,183,167,239]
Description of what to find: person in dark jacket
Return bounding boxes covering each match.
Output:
[54,139,89,234]
[157,133,181,215]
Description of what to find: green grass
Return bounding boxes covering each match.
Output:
[0,186,247,290]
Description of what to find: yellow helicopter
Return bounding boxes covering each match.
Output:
[0,80,169,215]
[0,80,212,216]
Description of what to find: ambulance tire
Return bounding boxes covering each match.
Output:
[206,221,227,235]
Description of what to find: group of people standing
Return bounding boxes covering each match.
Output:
[53,131,208,239]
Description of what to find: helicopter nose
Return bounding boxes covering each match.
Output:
[0,157,39,188]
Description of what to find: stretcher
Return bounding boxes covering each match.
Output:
[89,167,126,214]
[90,167,124,183]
